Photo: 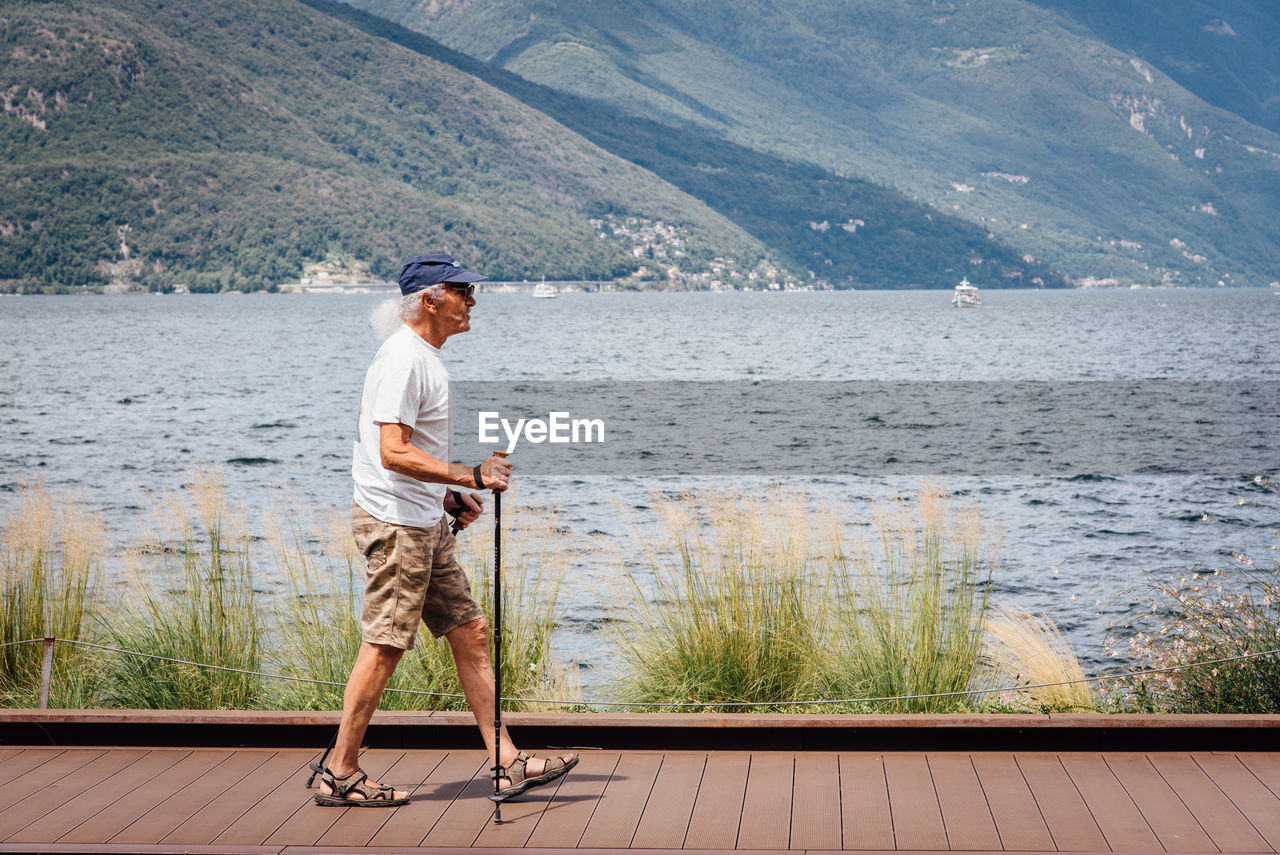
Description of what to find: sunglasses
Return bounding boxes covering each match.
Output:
[443,282,476,299]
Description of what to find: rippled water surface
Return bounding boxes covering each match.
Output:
[3,289,1279,698]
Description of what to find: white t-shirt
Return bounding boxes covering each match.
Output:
[352,325,451,527]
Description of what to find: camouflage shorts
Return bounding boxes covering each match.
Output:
[350,503,484,650]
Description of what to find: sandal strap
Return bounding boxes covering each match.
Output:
[323,768,366,795]
[324,767,396,800]
[491,752,530,785]
[539,754,569,773]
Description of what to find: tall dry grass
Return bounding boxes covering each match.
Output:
[613,491,832,711]
[984,602,1094,711]
[100,471,263,709]
[262,509,363,710]
[826,486,999,711]
[615,486,1001,712]
[0,481,101,706]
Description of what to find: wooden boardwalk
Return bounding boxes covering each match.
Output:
[3,745,1280,853]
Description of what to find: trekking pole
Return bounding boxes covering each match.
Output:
[490,451,508,823]
[306,727,339,788]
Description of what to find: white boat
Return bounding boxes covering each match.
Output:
[951,276,981,307]
[532,281,558,299]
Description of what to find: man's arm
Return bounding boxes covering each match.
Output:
[378,422,510,490]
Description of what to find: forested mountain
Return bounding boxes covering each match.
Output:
[344,0,1280,287]
[303,0,1066,290]
[1028,0,1280,134]
[1,0,1063,291]
[0,0,768,290]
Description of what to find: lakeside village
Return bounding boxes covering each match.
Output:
[288,214,810,295]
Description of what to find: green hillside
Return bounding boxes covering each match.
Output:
[347,0,1280,286]
[304,0,1066,289]
[1029,0,1280,135]
[0,0,768,291]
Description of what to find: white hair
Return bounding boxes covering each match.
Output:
[369,286,446,339]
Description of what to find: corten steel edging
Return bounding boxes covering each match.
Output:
[1,709,1278,751]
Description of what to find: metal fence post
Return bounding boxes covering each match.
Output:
[39,636,54,709]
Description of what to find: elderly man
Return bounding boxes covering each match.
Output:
[315,252,577,807]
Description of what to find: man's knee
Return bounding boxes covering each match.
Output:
[362,640,406,668]
[446,617,490,653]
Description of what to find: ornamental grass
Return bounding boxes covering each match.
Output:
[0,480,101,707]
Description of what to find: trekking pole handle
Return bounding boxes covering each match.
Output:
[490,450,508,493]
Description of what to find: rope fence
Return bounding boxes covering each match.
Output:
[6,635,1278,711]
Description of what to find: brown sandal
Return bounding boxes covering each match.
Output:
[488,751,579,802]
[314,767,408,807]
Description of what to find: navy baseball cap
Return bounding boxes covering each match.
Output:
[398,252,487,295]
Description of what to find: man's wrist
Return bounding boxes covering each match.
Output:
[472,464,485,490]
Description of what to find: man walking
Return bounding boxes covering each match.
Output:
[316,252,577,807]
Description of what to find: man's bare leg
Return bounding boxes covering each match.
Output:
[321,641,408,800]
[445,618,575,785]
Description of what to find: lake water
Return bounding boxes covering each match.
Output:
[3,289,1278,700]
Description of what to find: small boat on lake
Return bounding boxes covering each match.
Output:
[952,276,981,308]
[532,281,558,299]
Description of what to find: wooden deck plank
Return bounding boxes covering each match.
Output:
[681,753,749,851]
[110,749,276,845]
[418,753,499,848]
[737,752,794,850]
[1238,752,1280,797]
[312,750,444,848]
[577,752,663,850]
[883,753,946,851]
[631,753,707,849]
[972,752,1055,851]
[472,765,573,850]
[0,749,145,839]
[522,752,621,850]
[1104,753,1215,852]
[211,751,320,846]
[6,750,185,843]
[0,751,24,782]
[0,749,66,788]
[262,749,401,847]
[7,739,1280,853]
[1016,753,1109,852]
[0,749,101,811]
[840,753,894,851]
[161,750,313,845]
[1197,753,1280,851]
[367,753,484,847]
[1060,752,1162,852]
[57,750,230,844]
[1149,753,1272,853]
[927,753,1001,851]
[791,752,841,850]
